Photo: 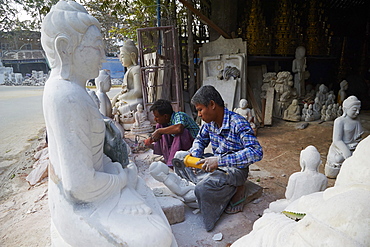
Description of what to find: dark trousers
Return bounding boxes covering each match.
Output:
[195,167,249,231]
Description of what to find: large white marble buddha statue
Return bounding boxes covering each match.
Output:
[41,1,175,246]
[111,39,143,116]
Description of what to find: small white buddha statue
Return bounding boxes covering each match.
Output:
[95,69,113,118]
[325,95,363,178]
[266,145,327,213]
[234,99,256,133]
[131,104,153,134]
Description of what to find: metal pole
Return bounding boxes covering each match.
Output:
[157,0,161,27]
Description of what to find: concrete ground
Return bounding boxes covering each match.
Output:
[1,84,369,246]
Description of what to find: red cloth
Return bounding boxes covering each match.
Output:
[153,123,194,166]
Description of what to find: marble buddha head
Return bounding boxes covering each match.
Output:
[343,96,361,119]
[41,0,105,81]
[119,40,139,67]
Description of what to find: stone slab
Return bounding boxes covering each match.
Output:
[245,180,263,204]
[264,87,274,126]
[203,77,237,110]
[200,36,247,59]
[156,196,185,225]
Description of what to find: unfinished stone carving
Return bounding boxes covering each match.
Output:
[317,84,328,106]
[41,1,175,246]
[283,99,301,122]
[149,161,198,209]
[274,71,297,118]
[266,145,327,213]
[232,135,370,247]
[131,104,153,134]
[338,79,348,105]
[292,46,309,97]
[325,96,363,178]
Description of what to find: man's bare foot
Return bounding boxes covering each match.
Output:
[225,185,246,214]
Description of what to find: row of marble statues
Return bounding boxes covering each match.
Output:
[282,82,348,123]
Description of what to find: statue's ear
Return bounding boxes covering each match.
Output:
[130,52,137,66]
[55,35,71,80]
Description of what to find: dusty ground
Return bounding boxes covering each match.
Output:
[1,113,369,247]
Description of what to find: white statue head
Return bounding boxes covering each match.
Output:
[149,161,170,182]
[96,69,111,92]
[308,104,313,110]
[239,99,248,109]
[343,95,361,119]
[303,102,308,108]
[41,0,104,81]
[295,46,306,59]
[119,40,138,67]
[300,145,321,172]
[136,103,144,112]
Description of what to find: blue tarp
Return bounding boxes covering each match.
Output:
[102,57,126,79]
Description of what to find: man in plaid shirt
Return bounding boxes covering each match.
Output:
[188,85,263,231]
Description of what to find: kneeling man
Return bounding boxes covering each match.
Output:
[189,85,263,231]
[145,99,200,167]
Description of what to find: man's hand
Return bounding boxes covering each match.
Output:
[197,156,218,172]
[151,129,162,141]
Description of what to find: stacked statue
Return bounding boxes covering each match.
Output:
[41,1,176,246]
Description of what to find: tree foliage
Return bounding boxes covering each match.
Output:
[2,0,188,52]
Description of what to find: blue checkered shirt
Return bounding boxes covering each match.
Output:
[189,108,263,168]
[170,111,200,138]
